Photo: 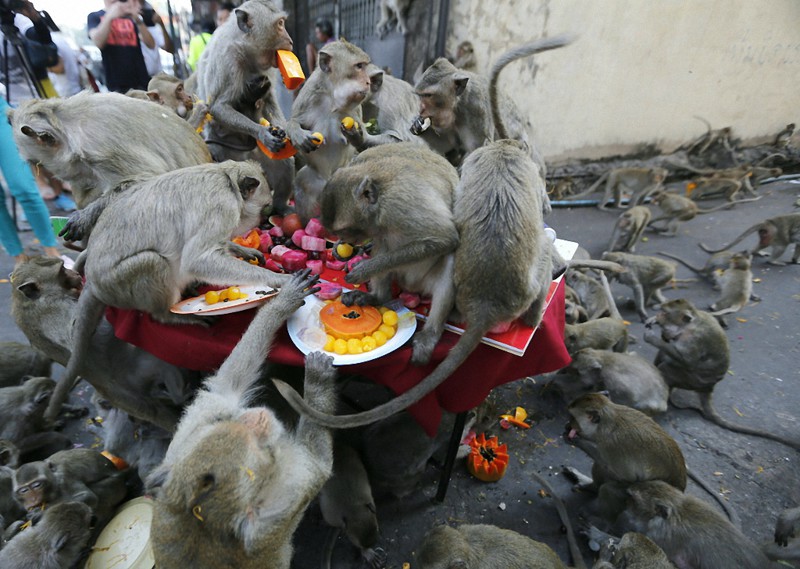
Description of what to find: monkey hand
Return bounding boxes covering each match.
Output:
[226,241,265,265]
[775,514,796,546]
[340,289,379,307]
[293,129,324,153]
[258,124,288,154]
[643,325,660,344]
[340,120,364,147]
[274,268,320,311]
[344,260,371,285]
[59,210,92,242]
[302,351,337,410]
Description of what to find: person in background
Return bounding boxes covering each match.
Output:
[186,18,213,72]
[305,18,335,74]
[0,94,62,266]
[49,32,83,96]
[140,1,174,77]
[215,2,235,27]
[88,0,154,93]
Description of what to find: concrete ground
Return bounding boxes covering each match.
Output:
[1,179,799,568]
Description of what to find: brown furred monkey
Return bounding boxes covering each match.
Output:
[9,92,211,209]
[647,190,761,236]
[568,167,667,210]
[699,213,800,265]
[591,531,674,569]
[0,342,52,388]
[600,252,676,322]
[286,40,372,222]
[606,206,651,253]
[147,270,336,569]
[147,73,194,118]
[644,298,800,450]
[44,161,290,424]
[195,0,296,215]
[707,251,756,323]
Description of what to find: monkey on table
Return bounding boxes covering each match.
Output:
[647,190,761,236]
[286,40,372,221]
[700,212,800,265]
[9,92,211,210]
[567,167,667,210]
[606,206,651,253]
[45,161,290,424]
[195,0,296,215]
[644,298,800,450]
[147,270,337,569]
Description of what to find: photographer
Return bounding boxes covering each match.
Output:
[88,0,154,93]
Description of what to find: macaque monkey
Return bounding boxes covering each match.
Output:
[570,168,667,210]
[341,65,424,150]
[9,92,211,209]
[644,298,800,450]
[564,270,615,320]
[146,73,210,131]
[764,506,800,565]
[0,501,92,569]
[564,319,629,355]
[11,257,195,433]
[606,206,651,253]
[658,249,737,284]
[548,176,577,201]
[46,161,289,423]
[591,531,674,569]
[601,252,676,321]
[286,40,372,221]
[686,117,737,160]
[452,40,477,71]
[0,377,57,443]
[0,343,52,388]
[624,480,771,569]
[708,252,755,322]
[0,443,26,526]
[647,190,759,236]
[554,349,669,415]
[147,270,336,569]
[774,122,795,148]
[319,440,384,569]
[376,0,412,37]
[700,213,800,265]
[689,175,745,202]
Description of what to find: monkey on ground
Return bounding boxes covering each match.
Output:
[564,271,615,320]
[658,249,737,285]
[147,270,338,569]
[0,501,93,569]
[319,439,384,569]
[0,343,51,389]
[9,92,211,209]
[644,298,800,450]
[567,168,667,210]
[552,349,668,416]
[623,480,772,569]
[600,252,676,322]
[685,117,737,159]
[376,0,412,37]
[0,442,26,529]
[606,206,651,253]
[775,122,795,148]
[700,212,800,265]
[286,40,372,221]
[195,0,296,215]
[11,257,196,433]
[647,190,760,236]
[564,319,629,355]
[707,251,756,324]
[590,531,674,569]
[564,287,589,325]
[47,161,289,423]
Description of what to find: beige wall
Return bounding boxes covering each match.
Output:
[447,1,800,164]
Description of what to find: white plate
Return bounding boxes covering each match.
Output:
[287,296,416,366]
[169,285,278,316]
[84,497,154,569]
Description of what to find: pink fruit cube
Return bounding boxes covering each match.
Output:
[325,259,346,271]
[301,235,326,252]
[314,281,342,300]
[268,225,284,238]
[399,291,421,309]
[282,249,309,272]
[306,259,324,275]
[270,244,292,262]
[291,229,307,248]
[304,218,324,237]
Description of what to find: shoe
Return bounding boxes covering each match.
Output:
[53,194,78,212]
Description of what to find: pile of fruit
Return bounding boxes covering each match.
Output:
[319,299,399,355]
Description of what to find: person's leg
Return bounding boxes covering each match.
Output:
[0,97,60,258]
[0,182,26,259]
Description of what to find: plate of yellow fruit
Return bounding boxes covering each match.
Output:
[170,285,278,316]
[287,295,416,365]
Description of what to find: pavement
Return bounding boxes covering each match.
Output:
[1,179,799,568]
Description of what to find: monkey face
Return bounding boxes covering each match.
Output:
[14,475,48,510]
[566,395,605,441]
[758,226,773,247]
[416,93,456,131]
[624,480,675,524]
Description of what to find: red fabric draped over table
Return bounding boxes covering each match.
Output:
[106,280,570,436]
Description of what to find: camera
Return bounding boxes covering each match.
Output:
[1,0,27,12]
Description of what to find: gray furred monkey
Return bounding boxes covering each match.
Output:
[9,92,211,209]
[606,206,652,253]
[0,501,92,569]
[275,68,553,428]
[195,0,296,215]
[376,0,412,38]
[147,270,337,569]
[44,161,289,424]
[11,257,195,433]
[0,343,52,388]
[700,212,800,265]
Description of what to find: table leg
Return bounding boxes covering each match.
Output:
[434,410,468,503]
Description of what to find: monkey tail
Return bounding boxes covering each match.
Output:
[530,471,588,569]
[44,283,107,425]
[562,171,610,200]
[699,393,800,452]
[696,196,761,213]
[698,223,760,253]
[657,251,705,274]
[567,259,625,274]
[488,34,577,140]
[273,322,490,429]
[597,271,622,321]
[686,468,741,529]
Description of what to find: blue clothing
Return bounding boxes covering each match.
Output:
[0,97,58,257]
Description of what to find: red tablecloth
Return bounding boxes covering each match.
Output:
[106,280,569,436]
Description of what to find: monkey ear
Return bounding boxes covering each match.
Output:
[20,125,58,147]
[369,69,384,90]
[681,311,694,324]
[238,176,261,200]
[318,51,333,73]
[146,90,163,104]
[16,280,41,300]
[453,75,469,96]
[235,8,252,33]
[588,409,601,424]
[52,533,70,552]
[354,176,379,206]
[655,500,672,519]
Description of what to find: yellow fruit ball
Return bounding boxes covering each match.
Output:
[311,132,324,145]
[372,330,388,346]
[347,338,363,354]
[204,291,220,305]
[378,324,396,339]
[341,116,354,129]
[361,336,377,352]
[378,306,389,314]
[333,338,348,355]
[336,242,354,258]
[323,334,336,352]
[228,287,242,300]
[382,310,398,326]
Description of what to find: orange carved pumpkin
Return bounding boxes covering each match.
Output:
[320,300,383,340]
[466,433,509,482]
